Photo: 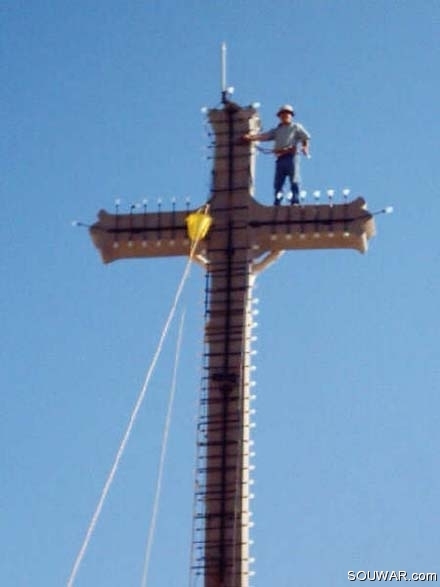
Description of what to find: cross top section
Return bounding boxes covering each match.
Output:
[90,100,375,266]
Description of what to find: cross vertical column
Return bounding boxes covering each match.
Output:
[195,102,260,587]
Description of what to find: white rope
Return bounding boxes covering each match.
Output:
[66,251,196,587]
[140,310,185,587]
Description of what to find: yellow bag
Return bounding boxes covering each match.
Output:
[186,208,213,241]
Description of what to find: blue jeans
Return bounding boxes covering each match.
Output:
[274,153,300,204]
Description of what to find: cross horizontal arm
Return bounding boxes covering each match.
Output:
[89,196,375,264]
[89,208,206,263]
[247,196,375,256]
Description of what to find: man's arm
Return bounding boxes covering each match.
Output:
[296,124,311,156]
[300,139,310,156]
[242,129,275,142]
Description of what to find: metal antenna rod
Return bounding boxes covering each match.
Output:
[221,42,228,104]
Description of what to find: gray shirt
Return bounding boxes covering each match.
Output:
[260,122,311,151]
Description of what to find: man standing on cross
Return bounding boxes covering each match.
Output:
[243,104,311,205]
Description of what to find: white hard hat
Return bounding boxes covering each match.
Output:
[276,104,295,116]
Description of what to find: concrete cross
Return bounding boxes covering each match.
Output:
[90,100,375,587]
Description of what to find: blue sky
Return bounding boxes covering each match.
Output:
[2,1,439,585]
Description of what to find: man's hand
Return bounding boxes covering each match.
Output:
[301,143,310,156]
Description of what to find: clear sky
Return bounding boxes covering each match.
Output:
[2,1,440,586]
